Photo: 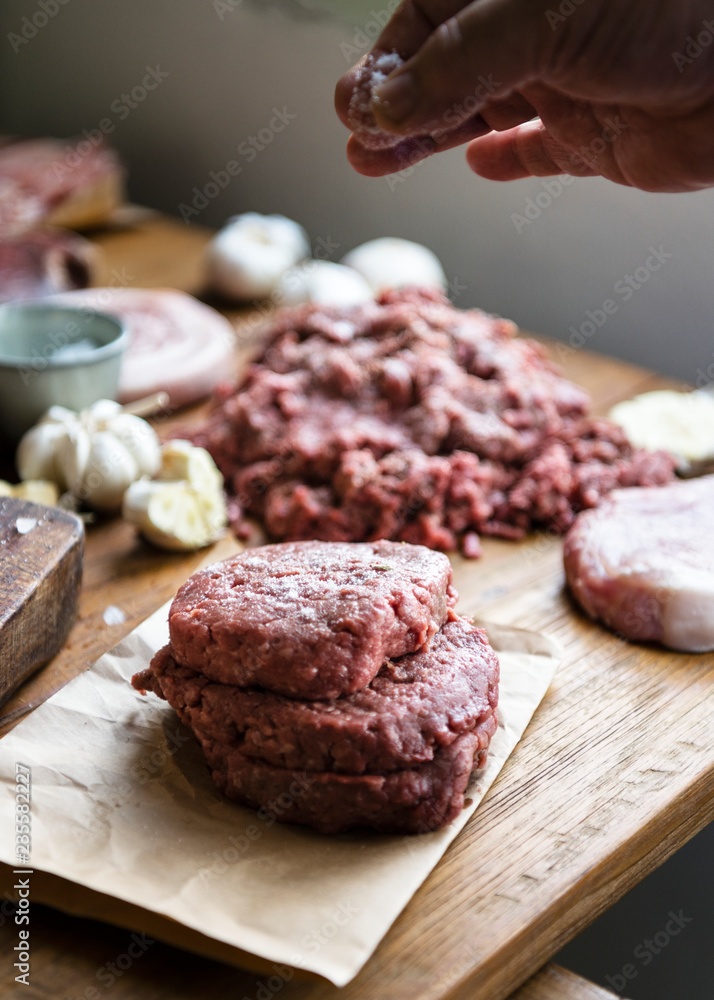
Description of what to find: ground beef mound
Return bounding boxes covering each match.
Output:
[165,540,455,701]
[135,617,499,774]
[192,288,674,555]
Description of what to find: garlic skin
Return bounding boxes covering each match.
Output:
[122,440,227,551]
[15,399,161,511]
[276,260,373,308]
[340,238,447,295]
[205,213,310,300]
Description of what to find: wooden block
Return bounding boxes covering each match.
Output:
[0,497,84,705]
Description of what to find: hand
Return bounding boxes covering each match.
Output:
[335,0,714,192]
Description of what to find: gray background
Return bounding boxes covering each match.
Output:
[1,1,712,995]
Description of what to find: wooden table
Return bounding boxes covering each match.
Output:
[1,215,710,1000]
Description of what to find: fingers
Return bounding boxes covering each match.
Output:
[372,0,470,59]
[343,91,537,177]
[335,1,466,128]
[370,0,550,136]
[465,120,601,180]
[345,112,492,177]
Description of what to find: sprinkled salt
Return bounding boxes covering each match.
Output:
[103,605,126,626]
[15,517,36,534]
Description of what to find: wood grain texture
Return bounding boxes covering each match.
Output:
[510,964,623,1000]
[0,215,712,1000]
[0,498,83,705]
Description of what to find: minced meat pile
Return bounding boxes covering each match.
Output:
[192,287,675,555]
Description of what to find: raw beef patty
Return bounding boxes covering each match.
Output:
[135,618,499,774]
[167,540,456,700]
[202,721,497,835]
[564,475,714,651]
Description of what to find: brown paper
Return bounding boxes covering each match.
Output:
[0,603,562,986]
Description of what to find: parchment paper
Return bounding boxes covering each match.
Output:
[0,603,562,986]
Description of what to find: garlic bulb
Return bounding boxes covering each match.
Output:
[16,399,161,511]
[276,260,373,307]
[340,238,447,295]
[122,440,227,551]
[205,213,310,300]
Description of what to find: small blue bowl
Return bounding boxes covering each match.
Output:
[0,302,128,440]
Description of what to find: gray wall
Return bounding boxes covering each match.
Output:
[2,0,714,382]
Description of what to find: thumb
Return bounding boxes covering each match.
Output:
[372,0,554,135]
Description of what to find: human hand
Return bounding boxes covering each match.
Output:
[335,0,714,192]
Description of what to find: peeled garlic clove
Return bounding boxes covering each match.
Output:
[11,480,60,506]
[157,439,223,490]
[276,260,373,308]
[104,412,161,478]
[341,237,447,295]
[123,479,227,551]
[205,213,310,300]
[0,480,13,497]
[16,420,69,484]
[77,431,138,510]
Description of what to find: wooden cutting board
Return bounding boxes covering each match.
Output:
[0,497,84,705]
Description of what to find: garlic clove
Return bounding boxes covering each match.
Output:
[56,424,91,496]
[75,431,138,510]
[340,237,447,295]
[11,480,60,506]
[16,420,70,485]
[0,480,12,497]
[41,405,79,425]
[156,439,223,490]
[83,398,123,432]
[122,479,227,551]
[276,260,373,308]
[104,412,161,478]
[205,213,310,301]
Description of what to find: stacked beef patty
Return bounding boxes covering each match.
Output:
[132,540,500,834]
